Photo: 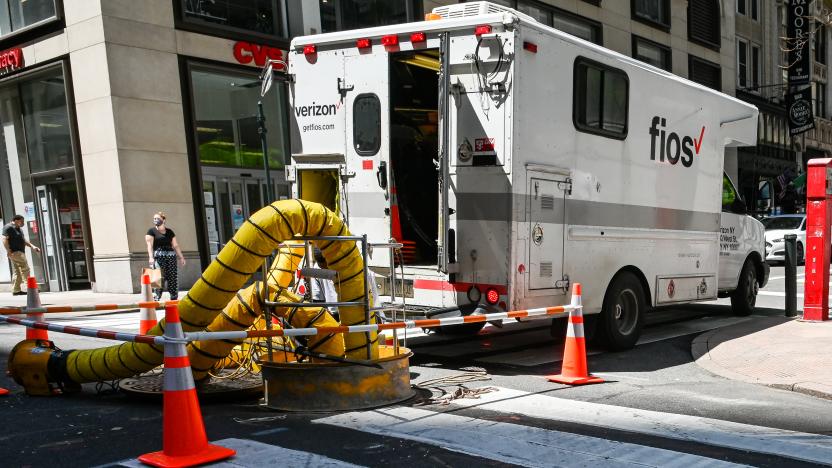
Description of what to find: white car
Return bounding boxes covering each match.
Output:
[762,215,806,264]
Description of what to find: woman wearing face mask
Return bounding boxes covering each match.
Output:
[144,212,185,301]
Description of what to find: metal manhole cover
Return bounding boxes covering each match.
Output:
[120,369,263,401]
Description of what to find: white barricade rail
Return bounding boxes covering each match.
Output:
[0,299,578,343]
[0,314,166,345]
[0,300,179,316]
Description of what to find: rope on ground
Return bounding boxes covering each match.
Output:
[414,369,497,406]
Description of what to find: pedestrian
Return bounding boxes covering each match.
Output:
[144,212,185,301]
[2,214,40,296]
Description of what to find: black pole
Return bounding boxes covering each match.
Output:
[784,234,797,317]
[258,100,273,203]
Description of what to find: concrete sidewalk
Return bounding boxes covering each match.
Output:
[0,289,146,308]
[693,316,832,400]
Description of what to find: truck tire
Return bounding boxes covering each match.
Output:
[730,259,757,316]
[596,271,645,351]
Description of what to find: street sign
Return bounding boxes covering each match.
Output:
[787,0,813,85]
[787,87,815,136]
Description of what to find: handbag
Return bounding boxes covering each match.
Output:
[141,267,163,289]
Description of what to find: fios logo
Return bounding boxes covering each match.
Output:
[648,116,705,168]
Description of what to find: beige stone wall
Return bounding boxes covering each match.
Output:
[15,0,267,293]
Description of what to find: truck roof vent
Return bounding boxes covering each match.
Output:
[431,1,538,23]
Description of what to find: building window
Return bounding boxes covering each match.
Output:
[20,67,74,174]
[320,0,420,33]
[0,0,59,38]
[815,82,826,119]
[632,36,671,71]
[353,93,381,155]
[815,25,827,65]
[737,0,759,21]
[551,8,602,45]
[180,0,285,39]
[688,0,721,50]
[632,0,670,30]
[689,55,722,90]
[187,65,288,170]
[736,39,760,90]
[573,57,629,139]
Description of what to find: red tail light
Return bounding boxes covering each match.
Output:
[410,31,426,43]
[356,38,371,49]
[303,44,317,55]
[485,287,499,305]
[475,24,492,36]
[381,34,399,46]
[523,41,538,53]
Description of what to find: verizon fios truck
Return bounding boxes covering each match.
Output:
[286,2,768,349]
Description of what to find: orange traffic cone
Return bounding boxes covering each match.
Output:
[546,283,604,385]
[139,274,157,334]
[138,304,235,467]
[25,276,48,341]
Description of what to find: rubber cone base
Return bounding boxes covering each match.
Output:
[546,374,605,385]
[138,443,235,468]
[0,387,9,396]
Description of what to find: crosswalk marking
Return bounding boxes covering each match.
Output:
[448,387,832,465]
[115,438,363,468]
[315,407,745,467]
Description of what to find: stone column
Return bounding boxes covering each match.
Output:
[67,0,199,293]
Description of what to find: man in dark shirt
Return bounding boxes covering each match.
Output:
[2,214,41,295]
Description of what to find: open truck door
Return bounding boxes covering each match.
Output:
[341,52,392,267]
[288,47,392,267]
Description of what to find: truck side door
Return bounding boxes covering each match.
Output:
[718,173,754,290]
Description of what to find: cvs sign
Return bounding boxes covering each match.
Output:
[0,47,22,75]
[233,41,286,70]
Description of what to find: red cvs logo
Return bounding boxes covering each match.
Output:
[233,42,286,70]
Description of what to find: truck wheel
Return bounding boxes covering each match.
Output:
[596,272,645,351]
[730,260,757,316]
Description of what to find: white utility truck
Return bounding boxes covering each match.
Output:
[285,2,768,349]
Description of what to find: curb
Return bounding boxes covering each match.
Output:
[692,326,832,402]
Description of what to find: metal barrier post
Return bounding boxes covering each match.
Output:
[784,234,798,318]
[362,234,371,360]
[263,258,273,362]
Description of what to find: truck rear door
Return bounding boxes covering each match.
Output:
[343,53,391,266]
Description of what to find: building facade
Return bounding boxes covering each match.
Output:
[0,0,421,293]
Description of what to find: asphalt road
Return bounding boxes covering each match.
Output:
[1,266,830,467]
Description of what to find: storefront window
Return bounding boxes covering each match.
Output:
[20,67,73,173]
[0,0,58,37]
[0,63,87,290]
[189,66,288,170]
[182,0,284,37]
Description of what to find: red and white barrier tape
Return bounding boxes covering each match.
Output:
[186,303,578,341]
[0,301,577,343]
[0,300,179,315]
[0,315,165,345]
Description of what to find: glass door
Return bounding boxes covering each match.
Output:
[35,184,63,291]
[35,182,89,291]
[202,171,278,260]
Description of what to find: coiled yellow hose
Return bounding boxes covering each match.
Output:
[32,200,376,386]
